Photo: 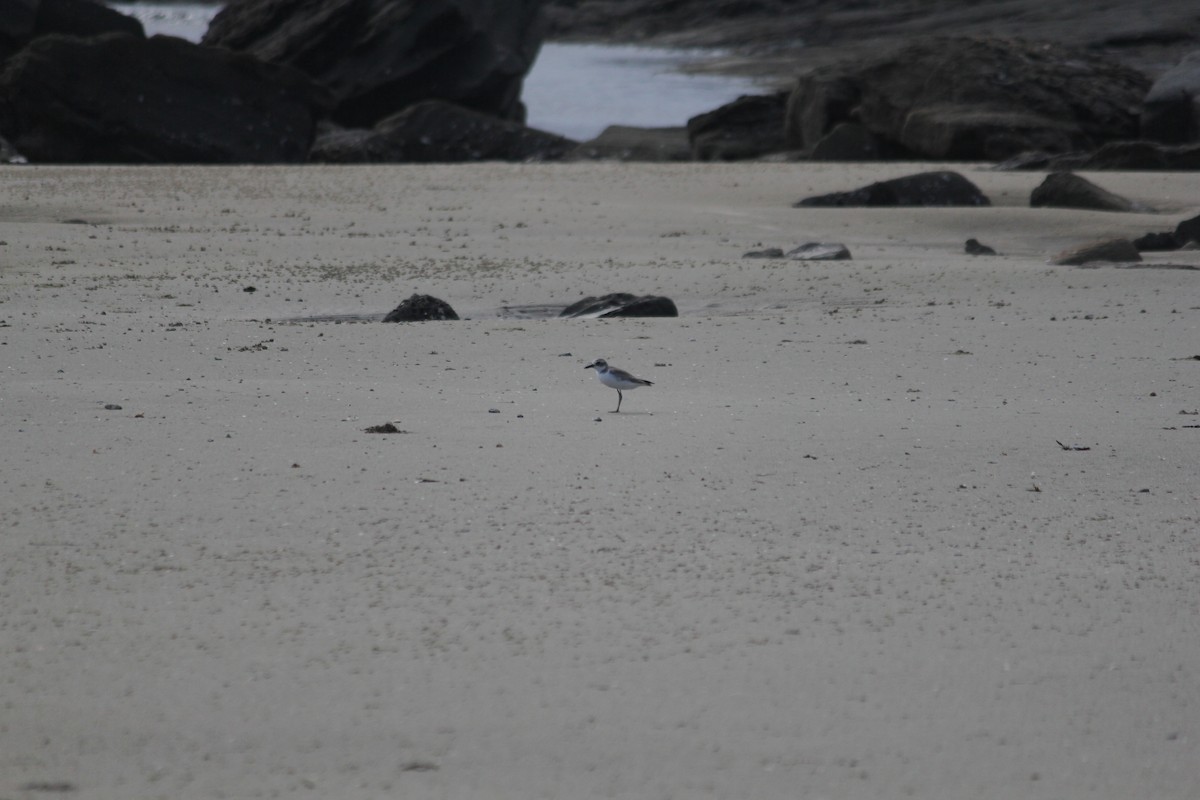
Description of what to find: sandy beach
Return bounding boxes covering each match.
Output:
[2,162,1198,799]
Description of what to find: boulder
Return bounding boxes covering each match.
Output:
[794,170,990,208]
[742,247,785,259]
[786,37,1150,161]
[686,92,788,161]
[382,294,459,322]
[203,0,545,127]
[559,293,678,318]
[566,125,692,162]
[1,0,142,62]
[1050,238,1141,266]
[309,100,576,163]
[1141,51,1200,144]
[1030,172,1147,212]
[0,32,328,163]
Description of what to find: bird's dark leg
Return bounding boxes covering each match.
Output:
[615,390,623,413]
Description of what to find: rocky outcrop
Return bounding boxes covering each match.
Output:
[203,0,545,128]
[0,32,327,163]
[997,140,1200,170]
[559,294,678,318]
[786,37,1150,161]
[795,171,990,208]
[383,294,459,322]
[686,92,788,161]
[1141,51,1200,144]
[542,1,1200,85]
[310,100,576,163]
[0,0,142,63]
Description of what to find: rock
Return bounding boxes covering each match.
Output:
[1,0,143,62]
[382,294,459,322]
[309,100,576,163]
[686,92,788,161]
[1141,51,1200,144]
[742,247,785,259]
[809,122,888,161]
[565,125,692,161]
[559,293,678,318]
[1176,213,1200,245]
[203,0,545,127]
[794,171,990,208]
[965,238,997,256]
[1030,172,1147,212]
[542,0,1198,84]
[786,37,1150,161]
[785,242,851,260]
[1133,232,1180,252]
[1050,238,1142,266]
[0,32,328,163]
[997,140,1200,171]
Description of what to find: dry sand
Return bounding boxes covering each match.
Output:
[1,162,1198,799]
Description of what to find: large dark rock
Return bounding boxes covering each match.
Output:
[0,32,328,163]
[382,294,459,322]
[1030,172,1146,212]
[686,91,788,161]
[794,171,990,208]
[1141,51,1200,144]
[786,37,1151,161]
[1,0,142,62]
[809,122,891,161]
[309,100,575,163]
[559,293,678,318]
[1177,214,1200,246]
[204,0,545,128]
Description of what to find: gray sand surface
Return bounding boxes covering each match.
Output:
[2,163,1198,798]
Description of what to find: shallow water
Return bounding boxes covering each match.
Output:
[108,3,764,140]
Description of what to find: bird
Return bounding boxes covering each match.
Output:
[584,358,653,412]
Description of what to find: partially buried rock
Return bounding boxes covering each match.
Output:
[743,247,785,259]
[1050,238,1141,266]
[786,243,850,261]
[965,238,997,256]
[383,294,459,322]
[1030,172,1148,212]
[795,171,989,208]
[559,293,677,318]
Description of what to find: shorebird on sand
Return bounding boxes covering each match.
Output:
[584,358,653,412]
